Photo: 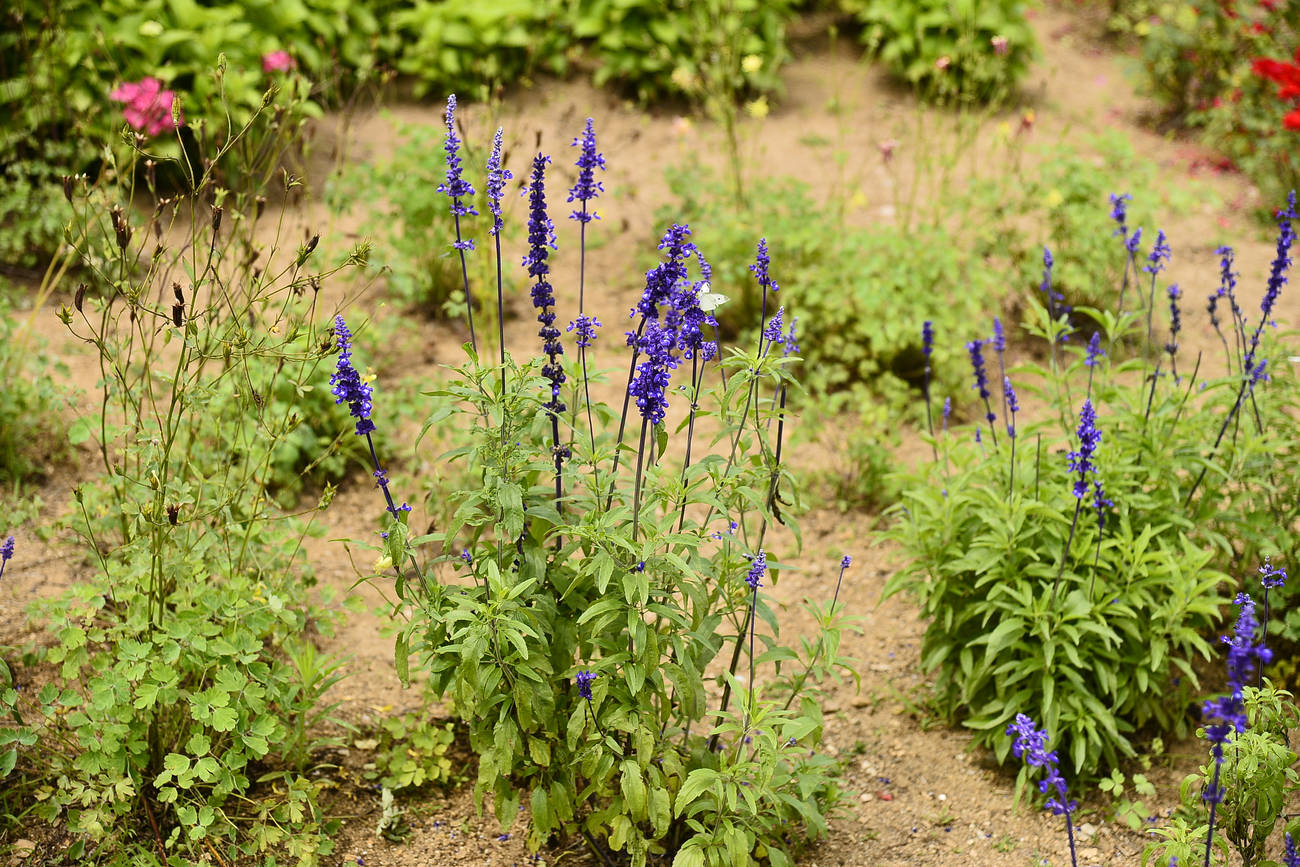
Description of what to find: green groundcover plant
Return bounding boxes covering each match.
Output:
[0,90,362,865]
[840,0,1038,103]
[887,190,1300,780]
[1010,574,1300,867]
[2,0,798,269]
[1113,0,1299,216]
[661,158,990,418]
[337,102,855,867]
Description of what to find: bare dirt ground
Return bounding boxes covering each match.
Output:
[3,2,1296,865]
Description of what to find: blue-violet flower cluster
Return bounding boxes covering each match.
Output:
[437,94,477,249]
[331,315,375,436]
[1007,714,1077,817]
[485,127,511,237]
[523,154,565,415]
[568,118,606,223]
[1202,592,1273,804]
[1067,400,1101,499]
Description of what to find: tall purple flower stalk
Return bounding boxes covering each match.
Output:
[566,120,606,493]
[1201,593,1273,867]
[1054,399,1100,601]
[1107,191,1138,313]
[486,127,511,376]
[1166,283,1182,378]
[744,550,767,724]
[576,669,596,701]
[1088,480,1113,587]
[674,268,721,532]
[966,339,998,447]
[1208,245,1244,374]
[1041,247,1069,340]
[523,153,567,516]
[568,119,606,225]
[575,669,604,735]
[992,317,1008,422]
[0,535,14,583]
[629,319,679,539]
[332,316,408,519]
[751,238,779,323]
[568,117,605,312]
[437,94,479,352]
[331,316,420,590]
[1244,191,1296,376]
[1187,194,1296,507]
[607,224,696,509]
[1084,331,1104,398]
[1007,714,1078,867]
[1004,376,1019,498]
[1258,558,1287,689]
[1143,229,1171,354]
[923,320,936,457]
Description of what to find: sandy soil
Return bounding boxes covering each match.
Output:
[2,2,1297,865]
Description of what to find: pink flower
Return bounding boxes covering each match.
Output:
[109,76,183,137]
[262,50,295,73]
[991,35,1009,55]
[935,55,952,71]
[878,138,899,163]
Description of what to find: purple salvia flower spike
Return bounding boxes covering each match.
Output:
[746,551,766,591]
[568,117,606,223]
[437,94,477,247]
[331,316,375,436]
[486,127,511,238]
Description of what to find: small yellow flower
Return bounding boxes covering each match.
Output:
[741,54,764,75]
[374,555,393,572]
[1045,188,1065,209]
[745,96,769,119]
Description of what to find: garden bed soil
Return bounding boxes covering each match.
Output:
[3,2,1297,865]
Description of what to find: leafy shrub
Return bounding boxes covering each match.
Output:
[956,131,1212,314]
[389,0,571,97]
[4,0,802,272]
[1113,0,1299,215]
[1,97,362,863]
[575,0,792,103]
[342,121,852,866]
[1175,684,1299,867]
[841,0,1038,103]
[886,192,1300,778]
[661,160,992,418]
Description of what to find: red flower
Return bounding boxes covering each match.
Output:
[1255,49,1300,135]
[1254,49,1300,100]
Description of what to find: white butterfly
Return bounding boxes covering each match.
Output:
[696,282,729,312]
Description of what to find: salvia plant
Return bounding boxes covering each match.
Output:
[886,190,1300,780]
[2,84,362,863]
[338,105,855,867]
